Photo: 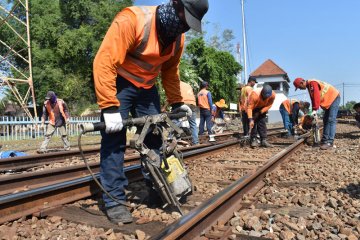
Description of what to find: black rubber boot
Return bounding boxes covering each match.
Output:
[250,138,259,148]
[106,205,133,224]
[261,139,273,148]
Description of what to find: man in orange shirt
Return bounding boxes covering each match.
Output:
[197,81,214,135]
[239,76,257,136]
[293,78,340,150]
[247,85,275,148]
[93,0,208,223]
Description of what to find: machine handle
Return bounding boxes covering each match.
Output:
[80,112,187,133]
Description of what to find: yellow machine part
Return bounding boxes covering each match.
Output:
[161,155,185,184]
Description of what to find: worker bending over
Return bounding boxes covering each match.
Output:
[247,85,275,148]
[293,78,340,150]
[93,0,208,224]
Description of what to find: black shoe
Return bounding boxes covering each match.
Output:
[106,205,133,224]
[250,138,259,148]
[261,139,273,148]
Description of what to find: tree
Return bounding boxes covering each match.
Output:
[339,101,357,111]
[0,0,133,114]
[186,37,242,103]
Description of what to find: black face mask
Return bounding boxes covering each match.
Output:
[157,1,189,47]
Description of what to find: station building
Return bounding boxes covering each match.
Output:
[250,59,290,123]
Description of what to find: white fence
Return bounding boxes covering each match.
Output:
[0,116,100,141]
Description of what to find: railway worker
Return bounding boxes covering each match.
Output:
[38,91,71,153]
[239,76,257,136]
[279,99,310,137]
[247,85,276,148]
[211,99,228,134]
[163,81,199,145]
[293,78,340,150]
[93,0,209,224]
[353,102,360,128]
[197,81,214,135]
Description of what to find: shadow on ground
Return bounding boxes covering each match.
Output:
[338,183,360,199]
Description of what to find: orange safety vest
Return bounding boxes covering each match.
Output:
[282,99,299,114]
[247,88,275,118]
[116,6,184,89]
[197,89,210,110]
[180,81,196,106]
[45,99,67,125]
[307,79,339,109]
[240,85,253,111]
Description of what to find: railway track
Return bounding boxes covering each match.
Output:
[0,127,284,173]
[0,128,287,225]
[154,133,310,239]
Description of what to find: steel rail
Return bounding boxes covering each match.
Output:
[153,134,309,240]
[0,141,231,196]
[0,128,284,172]
[0,139,242,224]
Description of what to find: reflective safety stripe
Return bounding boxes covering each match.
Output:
[319,81,330,101]
[133,6,152,57]
[117,66,156,86]
[127,53,155,71]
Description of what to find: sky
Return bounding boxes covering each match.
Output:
[135,0,360,105]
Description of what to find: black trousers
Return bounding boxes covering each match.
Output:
[250,108,267,139]
[241,110,249,136]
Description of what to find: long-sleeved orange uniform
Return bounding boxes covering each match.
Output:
[93,6,183,109]
[247,88,276,118]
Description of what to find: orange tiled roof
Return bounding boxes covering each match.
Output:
[250,59,287,77]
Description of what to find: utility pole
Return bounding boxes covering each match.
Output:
[241,0,248,84]
[342,82,345,108]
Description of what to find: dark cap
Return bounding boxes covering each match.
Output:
[261,85,273,99]
[200,81,209,89]
[248,76,257,83]
[45,91,56,100]
[181,0,209,32]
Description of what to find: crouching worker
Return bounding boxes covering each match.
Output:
[279,99,310,137]
[211,99,227,133]
[247,85,275,148]
[93,0,208,224]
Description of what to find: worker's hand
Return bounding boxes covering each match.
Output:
[40,122,45,129]
[65,119,70,127]
[172,104,192,117]
[103,112,123,134]
[249,119,254,129]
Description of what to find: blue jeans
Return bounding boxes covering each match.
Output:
[279,104,293,136]
[322,95,340,145]
[187,105,199,144]
[100,76,161,208]
[199,108,213,135]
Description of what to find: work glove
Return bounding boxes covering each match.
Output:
[103,112,123,134]
[40,122,45,129]
[65,119,70,127]
[171,103,192,117]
